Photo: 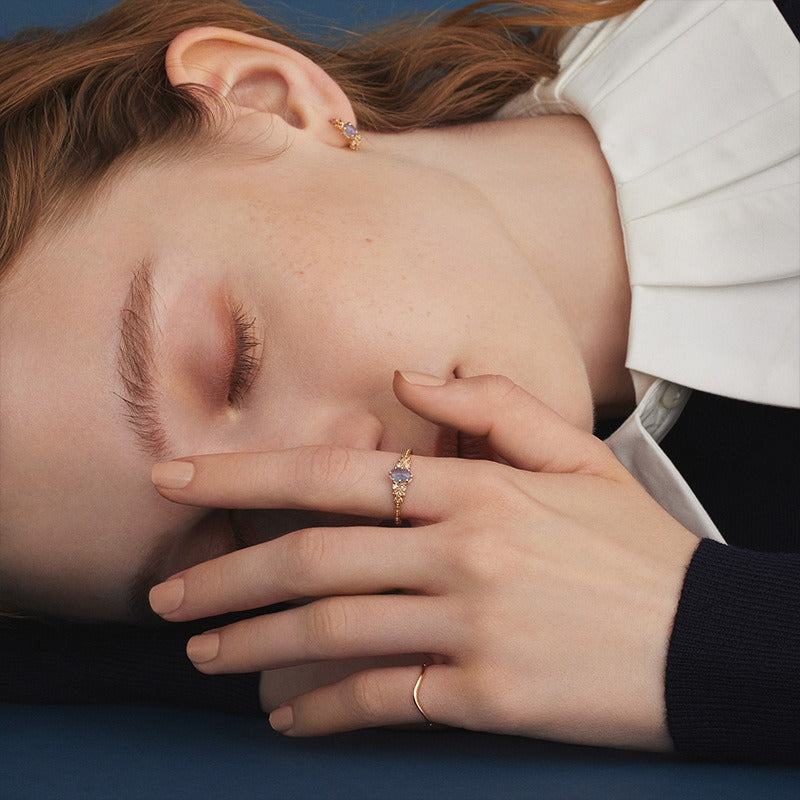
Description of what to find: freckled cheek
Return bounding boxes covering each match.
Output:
[270,232,463,378]
[287,300,454,397]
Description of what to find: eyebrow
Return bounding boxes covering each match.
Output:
[116,258,170,460]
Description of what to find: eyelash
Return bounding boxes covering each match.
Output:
[228,304,261,407]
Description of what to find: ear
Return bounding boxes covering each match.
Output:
[164,26,356,148]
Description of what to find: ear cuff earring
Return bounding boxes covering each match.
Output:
[330,118,362,151]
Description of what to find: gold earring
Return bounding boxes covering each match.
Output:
[330,118,362,151]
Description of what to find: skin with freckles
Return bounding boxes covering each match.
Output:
[0,27,632,620]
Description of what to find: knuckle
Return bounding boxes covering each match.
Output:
[453,526,506,584]
[305,596,351,655]
[182,558,231,613]
[284,527,329,586]
[466,461,517,506]
[465,666,519,727]
[479,374,540,427]
[347,671,388,723]
[449,489,530,586]
[481,374,518,405]
[305,445,353,488]
[478,461,510,496]
[464,666,494,712]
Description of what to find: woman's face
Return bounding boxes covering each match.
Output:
[0,123,592,620]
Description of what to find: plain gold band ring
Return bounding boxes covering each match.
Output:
[412,663,434,726]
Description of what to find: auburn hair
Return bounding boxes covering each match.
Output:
[0,0,642,285]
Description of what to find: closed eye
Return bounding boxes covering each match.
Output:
[228,304,261,407]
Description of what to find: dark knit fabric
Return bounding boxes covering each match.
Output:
[659,391,799,553]
[0,615,260,715]
[665,540,800,763]
[659,392,799,762]
[657,3,799,758]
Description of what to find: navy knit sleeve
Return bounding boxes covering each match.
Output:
[665,538,800,763]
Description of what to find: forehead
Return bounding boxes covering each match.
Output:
[0,167,199,619]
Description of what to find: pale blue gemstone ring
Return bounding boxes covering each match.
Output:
[389,449,413,525]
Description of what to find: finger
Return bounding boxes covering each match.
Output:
[151,444,457,519]
[259,654,425,712]
[149,525,435,620]
[269,663,456,736]
[394,372,625,477]
[185,595,453,674]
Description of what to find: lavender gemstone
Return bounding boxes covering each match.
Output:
[390,467,412,484]
[343,122,357,138]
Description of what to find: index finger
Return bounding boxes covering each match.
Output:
[151,445,463,521]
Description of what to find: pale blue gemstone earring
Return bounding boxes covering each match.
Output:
[330,118,363,151]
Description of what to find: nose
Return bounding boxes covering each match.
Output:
[231,403,386,546]
[277,400,385,453]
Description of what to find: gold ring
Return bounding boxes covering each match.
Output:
[389,449,413,526]
[413,663,434,726]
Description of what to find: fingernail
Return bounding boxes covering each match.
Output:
[270,705,294,733]
[398,370,447,386]
[186,632,220,664]
[148,578,185,615]
[151,460,195,489]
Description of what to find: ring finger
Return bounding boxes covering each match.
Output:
[187,594,456,674]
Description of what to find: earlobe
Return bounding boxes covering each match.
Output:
[164,26,355,146]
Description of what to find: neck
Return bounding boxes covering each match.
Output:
[370,115,635,417]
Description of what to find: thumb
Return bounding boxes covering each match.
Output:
[393,371,625,477]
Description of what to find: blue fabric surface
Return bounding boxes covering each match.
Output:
[2,704,800,800]
[0,0,458,38]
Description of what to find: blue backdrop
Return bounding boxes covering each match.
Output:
[0,0,459,39]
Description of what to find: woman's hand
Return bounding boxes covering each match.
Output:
[149,373,699,751]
